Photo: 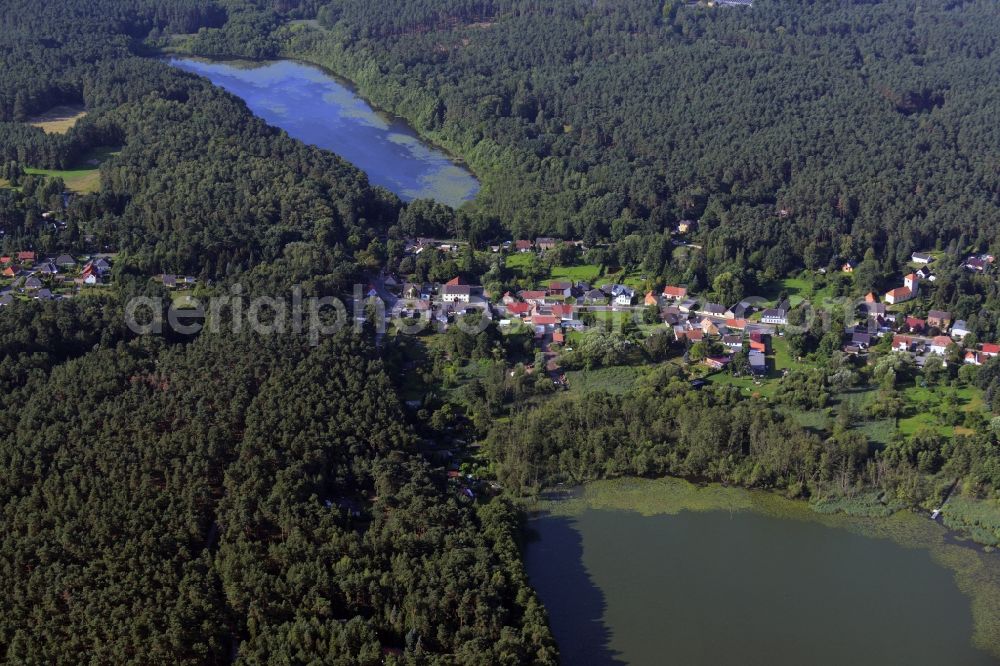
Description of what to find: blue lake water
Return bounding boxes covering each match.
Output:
[169,58,479,207]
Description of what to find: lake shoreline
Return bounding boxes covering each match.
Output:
[158,51,480,183]
[524,477,1000,662]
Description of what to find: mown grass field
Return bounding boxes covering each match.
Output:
[27,105,86,134]
[551,263,601,283]
[21,146,119,194]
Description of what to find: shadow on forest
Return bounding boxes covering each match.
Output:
[524,514,625,666]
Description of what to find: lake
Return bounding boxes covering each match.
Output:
[169,58,479,207]
[526,479,1000,665]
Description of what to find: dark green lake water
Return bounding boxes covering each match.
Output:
[169,58,479,207]
[526,508,997,665]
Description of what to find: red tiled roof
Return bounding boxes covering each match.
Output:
[551,304,574,317]
[662,285,687,298]
[506,302,531,315]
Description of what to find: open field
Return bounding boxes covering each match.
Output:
[27,105,86,134]
[21,146,119,194]
[566,365,647,394]
[550,263,601,283]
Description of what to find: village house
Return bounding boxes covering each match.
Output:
[911,252,934,264]
[965,351,986,366]
[929,335,952,356]
[16,251,35,263]
[505,301,531,318]
[725,318,748,331]
[535,237,557,251]
[722,334,743,350]
[927,310,951,330]
[162,274,177,288]
[892,335,914,352]
[677,220,696,234]
[678,298,698,314]
[748,350,767,376]
[964,256,989,272]
[904,317,925,333]
[951,320,970,339]
[530,314,560,328]
[441,284,472,303]
[551,304,574,320]
[704,356,730,371]
[685,329,705,343]
[662,285,688,301]
[24,276,42,290]
[865,302,887,318]
[611,285,635,306]
[37,262,58,275]
[583,288,606,304]
[851,331,872,349]
[749,330,771,353]
[548,280,573,298]
[865,292,878,303]
[515,239,533,252]
[700,318,720,336]
[520,290,547,306]
[760,308,787,325]
[699,303,726,317]
[726,301,753,320]
[983,343,1000,358]
[841,261,855,273]
[644,291,659,307]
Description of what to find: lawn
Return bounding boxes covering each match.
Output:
[504,252,533,277]
[551,263,602,283]
[27,104,86,134]
[22,146,120,194]
[707,371,778,400]
[758,274,838,308]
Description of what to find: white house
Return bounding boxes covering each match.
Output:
[441,284,472,303]
[951,320,970,340]
[760,308,787,325]
[929,335,952,355]
[911,252,933,264]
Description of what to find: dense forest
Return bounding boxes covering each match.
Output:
[257,0,1000,277]
[0,1,556,662]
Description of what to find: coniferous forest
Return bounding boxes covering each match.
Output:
[3,0,1000,662]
